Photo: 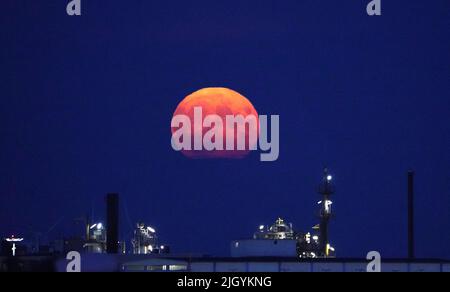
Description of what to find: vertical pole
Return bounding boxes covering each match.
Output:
[408,171,415,259]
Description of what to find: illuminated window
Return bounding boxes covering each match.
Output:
[169,265,188,271]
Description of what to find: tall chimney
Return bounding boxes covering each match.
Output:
[106,193,119,254]
[408,171,415,259]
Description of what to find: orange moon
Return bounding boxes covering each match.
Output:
[172,88,259,159]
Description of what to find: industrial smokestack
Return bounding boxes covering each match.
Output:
[106,193,119,254]
[408,171,415,259]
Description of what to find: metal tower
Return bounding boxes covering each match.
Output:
[317,168,335,257]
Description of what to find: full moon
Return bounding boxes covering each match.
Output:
[172,88,259,159]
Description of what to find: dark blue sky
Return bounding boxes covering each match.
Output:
[1,1,449,258]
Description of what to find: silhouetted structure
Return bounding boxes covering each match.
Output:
[231,169,336,259]
[106,193,119,254]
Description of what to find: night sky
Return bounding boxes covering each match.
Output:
[1,1,449,259]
